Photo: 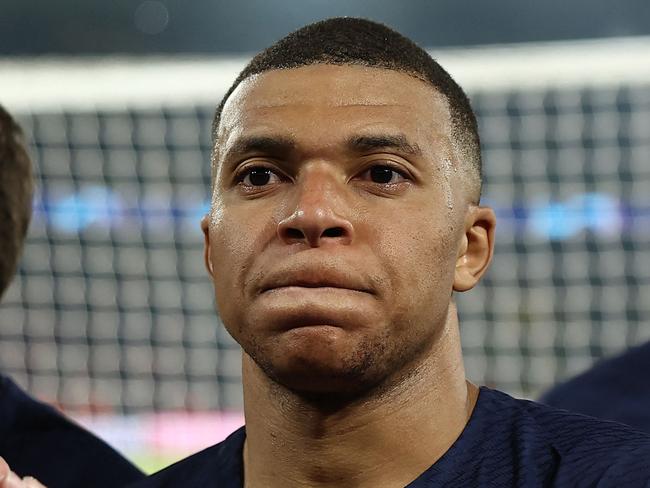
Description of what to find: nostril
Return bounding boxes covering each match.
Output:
[322,227,345,238]
[285,228,304,240]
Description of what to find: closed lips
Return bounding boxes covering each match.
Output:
[259,271,374,295]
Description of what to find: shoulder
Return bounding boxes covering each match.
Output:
[0,374,145,487]
[539,341,650,432]
[485,388,650,486]
[0,374,55,432]
[128,427,246,488]
[0,374,30,404]
[416,388,650,487]
[0,374,86,438]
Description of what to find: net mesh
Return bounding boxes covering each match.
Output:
[461,85,650,395]
[1,48,650,413]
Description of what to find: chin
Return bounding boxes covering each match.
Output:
[253,335,389,399]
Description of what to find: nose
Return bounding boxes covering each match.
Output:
[277,170,354,248]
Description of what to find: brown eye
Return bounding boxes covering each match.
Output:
[241,167,281,187]
[364,165,407,184]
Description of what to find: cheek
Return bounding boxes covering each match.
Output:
[377,217,459,311]
[208,206,277,298]
[208,211,258,338]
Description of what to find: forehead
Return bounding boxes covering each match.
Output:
[217,64,452,149]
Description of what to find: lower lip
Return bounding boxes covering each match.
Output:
[257,287,372,331]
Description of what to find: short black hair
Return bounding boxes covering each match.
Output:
[212,17,482,198]
[0,105,33,298]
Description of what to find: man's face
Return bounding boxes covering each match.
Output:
[203,64,473,396]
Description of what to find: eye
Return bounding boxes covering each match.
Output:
[239,167,282,187]
[360,164,408,184]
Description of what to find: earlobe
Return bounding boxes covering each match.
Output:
[453,206,496,292]
[201,214,214,277]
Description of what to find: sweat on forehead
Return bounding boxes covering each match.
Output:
[213,65,450,165]
[211,17,483,200]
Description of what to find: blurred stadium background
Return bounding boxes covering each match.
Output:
[1,0,650,473]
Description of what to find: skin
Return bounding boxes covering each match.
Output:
[0,458,46,488]
[202,64,495,488]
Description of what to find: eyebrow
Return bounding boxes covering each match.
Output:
[346,134,422,156]
[225,135,296,159]
[223,133,422,161]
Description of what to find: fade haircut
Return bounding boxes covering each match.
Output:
[0,106,33,298]
[212,17,482,200]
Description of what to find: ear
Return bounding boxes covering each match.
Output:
[453,206,496,292]
[201,214,214,277]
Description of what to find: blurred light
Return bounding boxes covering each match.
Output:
[46,186,123,232]
[32,187,648,241]
[134,1,169,35]
[576,193,623,236]
[528,193,622,240]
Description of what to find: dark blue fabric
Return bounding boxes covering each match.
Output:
[539,341,650,434]
[0,374,145,488]
[132,386,650,487]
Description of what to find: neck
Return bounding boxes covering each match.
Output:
[241,304,477,488]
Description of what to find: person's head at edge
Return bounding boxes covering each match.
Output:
[0,106,33,301]
[200,17,496,483]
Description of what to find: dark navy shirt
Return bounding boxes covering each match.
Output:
[0,374,145,488]
[132,387,650,487]
[540,341,650,434]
